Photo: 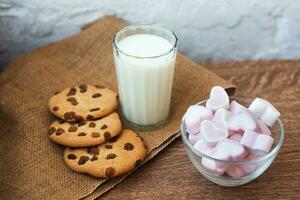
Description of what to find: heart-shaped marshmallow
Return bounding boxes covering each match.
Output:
[194,139,215,155]
[240,130,274,153]
[228,111,256,132]
[185,105,213,134]
[188,132,202,145]
[225,166,246,178]
[201,157,226,175]
[248,98,280,127]
[229,133,242,143]
[206,86,229,112]
[212,108,232,129]
[214,139,247,161]
[201,120,228,145]
[239,155,257,174]
[256,119,271,135]
[229,100,247,114]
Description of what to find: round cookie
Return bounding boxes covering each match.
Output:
[48,112,122,147]
[48,84,118,121]
[63,129,148,178]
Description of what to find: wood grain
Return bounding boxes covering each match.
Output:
[100,60,300,200]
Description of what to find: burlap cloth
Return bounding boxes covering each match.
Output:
[0,16,235,199]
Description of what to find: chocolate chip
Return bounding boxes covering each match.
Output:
[67,87,77,96]
[135,159,142,167]
[104,132,111,142]
[94,85,105,89]
[79,84,87,93]
[105,145,113,149]
[64,111,76,120]
[87,114,94,120]
[77,121,86,126]
[92,93,102,98]
[67,97,78,106]
[68,125,78,132]
[87,147,99,155]
[48,127,56,135]
[116,94,119,99]
[54,91,60,95]
[91,132,100,138]
[67,154,77,160]
[106,153,116,159]
[124,143,134,151]
[75,115,84,122]
[89,122,96,128]
[56,128,65,135]
[105,167,115,178]
[52,106,59,111]
[58,119,65,124]
[78,132,86,136]
[90,108,100,112]
[109,135,119,143]
[78,156,89,165]
[101,124,107,129]
[90,156,98,161]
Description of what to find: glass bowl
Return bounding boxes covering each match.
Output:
[180,97,284,186]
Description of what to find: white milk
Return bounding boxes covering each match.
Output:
[114,34,176,126]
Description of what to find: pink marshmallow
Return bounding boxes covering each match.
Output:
[188,132,202,145]
[256,119,272,135]
[225,166,246,178]
[229,100,247,114]
[206,86,229,112]
[214,139,247,161]
[185,105,213,134]
[201,157,226,175]
[229,133,242,143]
[194,139,215,155]
[239,155,257,175]
[228,111,256,132]
[241,130,274,153]
[201,120,228,145]
[212,108,232,129]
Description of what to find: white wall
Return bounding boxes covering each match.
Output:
[0,0,300,68]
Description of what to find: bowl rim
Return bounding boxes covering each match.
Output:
[180,96,285,164]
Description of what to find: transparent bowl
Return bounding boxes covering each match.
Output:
[180,97,284,186]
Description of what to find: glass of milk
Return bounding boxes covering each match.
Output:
[113,24,178,131]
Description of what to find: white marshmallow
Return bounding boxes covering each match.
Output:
[248,98,280,127]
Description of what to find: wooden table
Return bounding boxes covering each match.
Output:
[102,60,300,199]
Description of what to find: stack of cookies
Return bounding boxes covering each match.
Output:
[47,84,147,178]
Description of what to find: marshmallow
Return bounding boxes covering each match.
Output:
[240,155,257,174]
[214,139,247,161]
[229,100,247,114]
[212,108,232,129]
[256,119,272,135]
[201,157,226,175]
[194,139,215,155]
[248,98,280,127]
[225,166,246,178]
[188,132,202,145]
[206,86,229,112]
[241,130,274,153]
[228,111,256,132]
[201,120,228,145]
[229,133,242,143]
[184,105,213,134]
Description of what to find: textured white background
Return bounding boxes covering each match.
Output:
[0,0,300,68]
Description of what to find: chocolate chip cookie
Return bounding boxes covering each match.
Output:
[64,129,148,178]
[48,112,122,147]
[48,84,118,121]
